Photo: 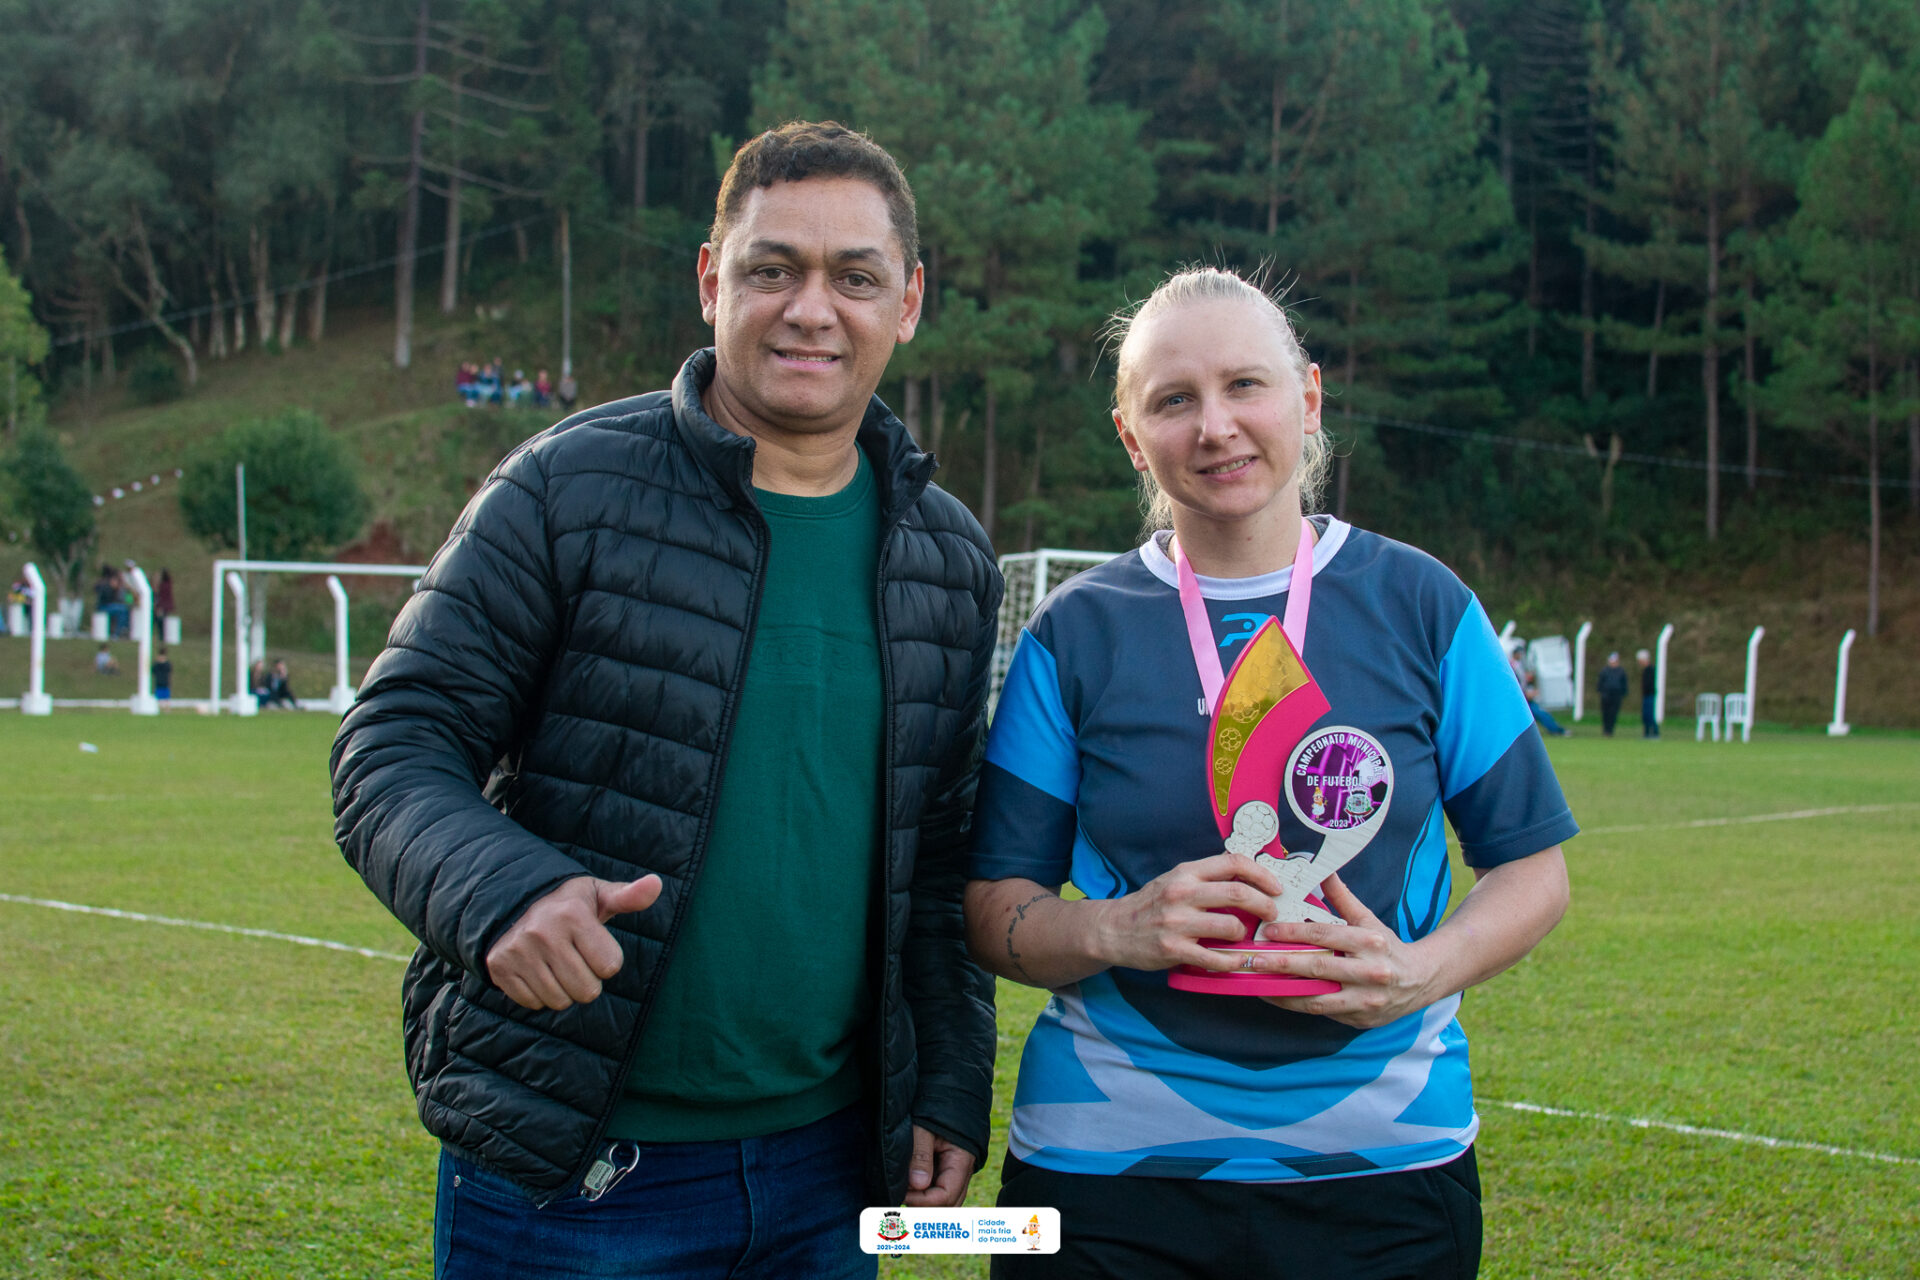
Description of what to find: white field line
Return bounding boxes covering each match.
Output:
[1486,1099,1920,1167]
[0,893,412,963]
[1581,802,1920,836]
[7,892,1916,1168]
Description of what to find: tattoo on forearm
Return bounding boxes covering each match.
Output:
[1004,893,1050,983]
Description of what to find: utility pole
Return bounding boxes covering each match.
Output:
[561,207,573,380]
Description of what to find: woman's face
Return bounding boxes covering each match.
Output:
[1113,297,1321,531]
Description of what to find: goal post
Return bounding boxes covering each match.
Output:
[992,548,1118,710]
[207,558,427,715]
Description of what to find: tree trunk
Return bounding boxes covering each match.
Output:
[189,309,201,353]
[1266,73,1283,236]
[1526,186,1539,357]
[1023,418,1045,552]
[633,101,649,210]
[1865,320,1881,636]
[1581,124,1596,400]
[1703,195,1721,542]
[204,265,228,359]
[513,220,529,264]
[1868,407,1881,637]
[1646,280,1663,398]
[1743,285,1758,494]
[12,194,30,268]
[393,0,429,369]
[902,377,921,444]
[1743,187,1758,494]
[277,282,297,348]
[1337,268,1358,520]
[441,171,462,314]
[308,263,328,342]
[441,76,464,316]
[925,247,945,454]
[981,375,998,541]
[250,224,275,347]
[560,207,573,378]
[226,255,247,353]
[1906,361,1917,516]
[929,371,945,456]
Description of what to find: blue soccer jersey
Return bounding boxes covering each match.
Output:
[971,518,1578,1181]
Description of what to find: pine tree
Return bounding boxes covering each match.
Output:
[1586,0,1800,538]
[754,0,1152,544]
[1764,58,1919,636]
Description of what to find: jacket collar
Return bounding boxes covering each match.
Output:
[671,348,937,520]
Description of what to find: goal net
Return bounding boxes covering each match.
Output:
[991,549,1118,709]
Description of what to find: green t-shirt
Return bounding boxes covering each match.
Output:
[610,452,885,1141]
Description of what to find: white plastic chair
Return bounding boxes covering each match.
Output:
[1722,692,1752,743]
[1695,693,1722,742]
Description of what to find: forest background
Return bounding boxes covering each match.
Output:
[0,0,1916,717]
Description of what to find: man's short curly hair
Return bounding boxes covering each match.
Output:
[710,121,919,270]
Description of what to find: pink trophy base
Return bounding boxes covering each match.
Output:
[1166,909,1341,997]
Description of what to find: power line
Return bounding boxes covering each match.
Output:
[1343,410,1908,491]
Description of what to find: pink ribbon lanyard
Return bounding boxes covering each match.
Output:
[1175,516,1315,715]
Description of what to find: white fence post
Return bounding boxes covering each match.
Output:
[21,563,51,715]
[327,575,355,713]
[128,567,158,715]
[208,561,224,715]
[226,572,257,716]
[1827,629,1857,737]
[1741,625,1765,741]
[1654,623,1674,725]
[1573,621,1592,722]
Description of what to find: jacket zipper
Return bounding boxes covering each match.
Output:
[555,461,771,1207]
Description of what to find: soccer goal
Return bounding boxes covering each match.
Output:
[208,558,427,715]
[992,548,1118,709]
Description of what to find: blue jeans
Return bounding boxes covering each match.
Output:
[433,1104,876,1280]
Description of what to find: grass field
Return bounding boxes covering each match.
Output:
[2,714,1916,1278]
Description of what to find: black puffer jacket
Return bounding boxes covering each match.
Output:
[331,349,1002,1205]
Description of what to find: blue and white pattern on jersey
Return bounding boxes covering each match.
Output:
[970,518,1579,1182]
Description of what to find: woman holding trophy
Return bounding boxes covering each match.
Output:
[964,267,1575,1279]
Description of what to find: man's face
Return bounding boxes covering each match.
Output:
[698,177,922,443]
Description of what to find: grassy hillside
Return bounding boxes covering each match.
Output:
[5,296,1917,726]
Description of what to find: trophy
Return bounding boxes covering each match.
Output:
[1168,615,1378,997]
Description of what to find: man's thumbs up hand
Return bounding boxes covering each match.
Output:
[486,874,663,1011]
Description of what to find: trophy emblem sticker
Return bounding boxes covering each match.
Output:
[1287,727,1394,834]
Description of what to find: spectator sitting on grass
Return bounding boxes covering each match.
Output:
[152,647,172,700]
[534,368,552,407]
[473,362,502,406]
[94,643,120,676]
[262,659,298,710]
[457,362,481,407]
[507,369,534,406]
[556,369,578,411]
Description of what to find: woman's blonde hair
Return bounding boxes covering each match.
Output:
[1105,266,1330,532]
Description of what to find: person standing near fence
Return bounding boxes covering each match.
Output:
[1638,648,1659,738]
[1597,651,1628,737]
[332,121,1002,1280]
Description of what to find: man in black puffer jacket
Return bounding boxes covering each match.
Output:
[331,123,1002,1279]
